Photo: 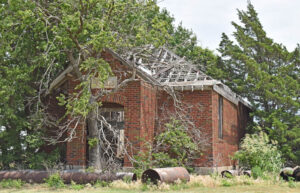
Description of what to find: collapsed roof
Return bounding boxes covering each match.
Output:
[48,45,251,109]
[120,45,251,108]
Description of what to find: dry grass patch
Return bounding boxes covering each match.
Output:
[0,175,300,193]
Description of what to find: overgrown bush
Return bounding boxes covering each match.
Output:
[221,179,234,187]
[45,173,65,188]
[234,131,283,175]
[26,148,61,169]
[251,166,264,179]
[94,180,111,187]
[70,180,84,190]
[0,131,63,170]
[0,179,24,189]
[134,118,200,175]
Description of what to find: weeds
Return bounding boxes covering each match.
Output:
[287,177,297,188]
[70,180,85,190]
[221,179,234,187]
[0,173,298,192]
[170,179,189,190]
[123,175,133,183]
[0,179,24,189]
[110,179,142,190]
[94,180,110,187]
[141,183,149,191]
[85,166,95,173]
[45,173,65,188]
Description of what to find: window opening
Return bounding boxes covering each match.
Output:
[218,96,223,139]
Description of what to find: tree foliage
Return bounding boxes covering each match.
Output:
[0,0,216,169]
[0,0,173,169]
[217,3,300,165]
[234,131,283,173]
[167,23,218,73]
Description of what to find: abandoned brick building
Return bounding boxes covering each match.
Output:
[47,46,251,173]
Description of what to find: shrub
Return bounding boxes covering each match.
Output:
[233,131,283,174]
[251,166,263,179]
[45,173,65,188]
[85,166,95,173]
[288,179,296,188]
[141,183,149,191]
[134,118,200,173]
[170,180,189,190]
[0,179,24,189]
[123,175,133,183]
[94,180,110,187]
[221,179,234,187]
[70,180,84,190]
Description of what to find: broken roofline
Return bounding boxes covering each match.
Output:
[122,45,251,109]
[47,46,252,109]
[163,80,252,109]
[47,48,160,93]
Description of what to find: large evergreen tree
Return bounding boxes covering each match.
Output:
[167,23,218,73]
[217,3,300,165]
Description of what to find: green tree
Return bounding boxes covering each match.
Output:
[167,23,218,73]
[0,0,171,169]
[0,0,223,170]
[0,0,65,169]
[217,3,300,165]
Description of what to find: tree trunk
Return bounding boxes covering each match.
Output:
[87,97,102,170]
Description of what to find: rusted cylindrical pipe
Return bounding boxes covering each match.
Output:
[243,170,251,177]
[280,167,294,181]
[60,171,103,184]
[221,170,239,178]
[0,170,49,183]
[293,166,300,181]
[0,170,136,184]
[141,167,190,184]
[116,172,137,181]
[221,170,251,178]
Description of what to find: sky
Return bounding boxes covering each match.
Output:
[158,0,300,52]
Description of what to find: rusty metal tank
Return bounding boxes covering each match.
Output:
[141,167,190,184]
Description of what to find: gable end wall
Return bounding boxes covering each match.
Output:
[212,90,248,168]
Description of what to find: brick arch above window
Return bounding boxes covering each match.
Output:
[100,93,127,107]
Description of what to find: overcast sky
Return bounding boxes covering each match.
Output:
[158,0,300,52]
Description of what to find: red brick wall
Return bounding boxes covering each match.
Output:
[238,102,250,140]
[157,89,214,167]
[97,80,157,167]
[43,84,68,156]
[103,51,157,166]
[64,51,157,167]
[65,79,87,167]
[140,81,157,148]
[212,91,248,167]
[157,89,250,168]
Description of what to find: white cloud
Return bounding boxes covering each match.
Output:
[159,0,300,51]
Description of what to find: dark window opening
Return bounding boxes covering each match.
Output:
[218,96,223,139]
[86,103,125,166]
[99,105,125,165]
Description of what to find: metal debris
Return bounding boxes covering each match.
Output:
[141,167,190,184]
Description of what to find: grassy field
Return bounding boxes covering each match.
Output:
[0,175,299,193]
